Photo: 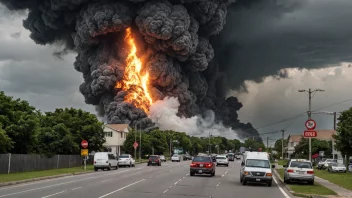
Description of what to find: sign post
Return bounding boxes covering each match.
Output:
[304,119,317,161]
[81,140,89,170]
[133,142,138,159]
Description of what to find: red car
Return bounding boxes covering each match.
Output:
[190,156,215,176]
[147,155,161,166]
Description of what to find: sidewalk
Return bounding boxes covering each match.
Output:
[315,176,352,198]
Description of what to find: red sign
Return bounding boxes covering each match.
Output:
[304,130,317,137]
[133,142,138,149]
[81,140,88,148]
[305,119,316,130]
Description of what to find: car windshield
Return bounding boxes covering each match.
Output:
[228,154,234,156]
[290,161,312,168]
[119,155,129,158]
[216,156,226,159]
[149,156,158,159]
[246,159,270,168]
[173,155,178,157]
[193,156,211,162]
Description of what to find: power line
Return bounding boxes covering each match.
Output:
[254,98,352,130]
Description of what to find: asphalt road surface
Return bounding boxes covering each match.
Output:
[0,160,293,198]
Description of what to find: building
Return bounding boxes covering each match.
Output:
[103,124,131,155]
[286,135,302,159]
[284,130,342,159]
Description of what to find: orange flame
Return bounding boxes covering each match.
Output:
[115,27,153,112]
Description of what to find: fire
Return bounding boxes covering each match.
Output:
[115,27,153,112]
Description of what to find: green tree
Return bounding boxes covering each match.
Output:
[244,139,265,151]
[0,91,40,153]
[0,125,14,153]
[334,108,352,168]
[123,130,152,158]
[149,130,168,155]
[39,108,105,155]
[274,139,287,158]
[294,137,331,159]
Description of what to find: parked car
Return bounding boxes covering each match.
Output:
[283,159,314,185]
[328,163,347,173]
[183,154,192,160]
[118,154,135,167]
[148,155,161,166]
[318,159,337,170]
[159,155,166,162]
[190,155,215,176]
[171,154,181,162]
[93,152,118,171]
[216,155,229,166]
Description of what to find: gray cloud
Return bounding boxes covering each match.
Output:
[214,0,352,90]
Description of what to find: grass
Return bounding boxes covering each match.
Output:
[0,165,94,183]
[314,169,352,191]
[276,169,337,196]
[278,159,288,166]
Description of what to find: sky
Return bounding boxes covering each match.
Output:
[1,0,352,146]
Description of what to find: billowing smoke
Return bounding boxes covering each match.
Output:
[149,96,240,139]
[0,0,261,141]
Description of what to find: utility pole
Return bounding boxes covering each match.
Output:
[333,112,336,159]
[170,132,172,159]
[281,129,285,160]
[267,137,269,150]
[298,88,325,162]
[134,124,137,159]
[208,133,212,154]
[139,126,142,162]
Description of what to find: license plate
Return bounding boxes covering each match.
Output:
[298,171,305,174]
[256,179,260,181]
[199,170,202,173]
[200,164,203,167]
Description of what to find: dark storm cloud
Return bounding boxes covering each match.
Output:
[214,0,352,90]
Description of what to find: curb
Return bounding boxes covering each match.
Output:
[273,169,294,193]
[0,171,93,187]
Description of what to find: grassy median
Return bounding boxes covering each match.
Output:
[278,159,288,166]
[314,169,352,191]
[0,165,94,183]
[276,169,336,196]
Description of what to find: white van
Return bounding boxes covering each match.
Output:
[93,152,118,171]
[240,152,275,186]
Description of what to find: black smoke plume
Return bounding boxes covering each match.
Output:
[0,0,263,141]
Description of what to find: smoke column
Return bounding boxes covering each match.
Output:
[0,0,261,140]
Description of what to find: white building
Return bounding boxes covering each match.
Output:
[103,124,130,155]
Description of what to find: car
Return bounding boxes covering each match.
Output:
[227,153,234,161]
[118,154,135,167]
[328,163,347,173]
[148,155,161,166]
[235,153,241,159]
[171,154,181,162]
[318,159,337,170]
[93,152,118,171]
[240,151,274,186]
[283,159,314,185]
[216,155,229,166]
[159,155,166,162]
[183,154,192,160]
[190,155,215,176]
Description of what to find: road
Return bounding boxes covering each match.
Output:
[0,160,293,198]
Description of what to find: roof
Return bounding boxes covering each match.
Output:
[245,152,269,160]
[287,130,336,142]
[315,130,336,140]
[288,135,302,142]
[104,124,130,132]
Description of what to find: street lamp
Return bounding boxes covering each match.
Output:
[298,88,325,162]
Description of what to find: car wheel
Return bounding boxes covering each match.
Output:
[308,180,314,185]
[242,178,247,185]
[190,172,195,176]
[129,162,132,167]
[267,181,272,187]
[240,176,243,183]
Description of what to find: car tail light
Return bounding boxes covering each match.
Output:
[266,173,272,176]
[307,171,314,174]
[94,161,96,164]
[190,163,197,167]
[287,169,294,173]
[205,163,213,168]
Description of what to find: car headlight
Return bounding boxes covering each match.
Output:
[244,171,250,175]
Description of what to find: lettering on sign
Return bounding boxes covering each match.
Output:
[304,130,317,137]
